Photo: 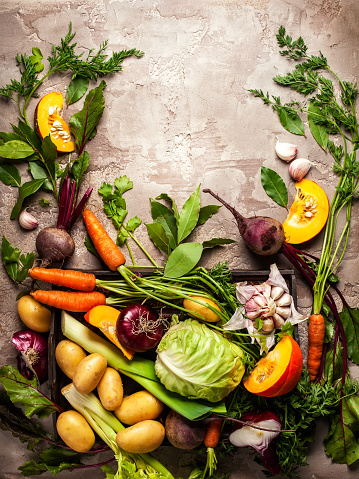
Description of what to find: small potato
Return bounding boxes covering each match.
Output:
[114,390,164,425]
[116,420,165,453]
[183,296,221,323]
[17,295,51,332]
[56,410,95,452]
[55,340,87,379]
[97,367,124,411]
[73,353,107,394]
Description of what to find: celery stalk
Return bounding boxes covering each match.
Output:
[61,311,226,420]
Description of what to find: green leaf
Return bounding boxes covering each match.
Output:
[277,107,305,135]
[150,199,177,250]
[0,163,21,186]
[29,47,44,73]
[146,222,171,255]
[0,140,34,159]
[10,178,46,219]
[156,192,180,221]
[322,345,343,383]
[40,135,57,184]
[0,366,60,419]
[114,175,133,195]
[1,236,35,283]
[11,121,42,152]
[339,306,359,365]
[261,166,288,207]
[126,216,141,233]
[177,185,201,244]
[197,204,221,226]
[164,242,203,278]
[84,235,101,259]
[38,198,51,207]
[308,102,328,151]
[324,394,359,465]
[202,237,236,248]
[69,80,106,152]
[19,446,82,476]
[66,75,89,105]
[28,162,53,191]
[71,150,90,184]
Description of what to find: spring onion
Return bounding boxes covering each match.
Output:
[61,311,226,420]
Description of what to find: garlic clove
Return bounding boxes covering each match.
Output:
[19,209,39,230]
[261,318,275,333]
[246,310,262,320]
[275,139,298,162]
[288,158,312,181]
[270,286,285,301]
[275,306,291,319]
[275,292,292,307]
[253,295,267,308]
[273,313,286,329]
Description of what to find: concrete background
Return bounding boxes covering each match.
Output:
[0,0,358,478]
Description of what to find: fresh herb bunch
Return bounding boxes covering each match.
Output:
[251,26,359,466]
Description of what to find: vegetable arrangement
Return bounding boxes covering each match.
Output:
[1,23,359,479]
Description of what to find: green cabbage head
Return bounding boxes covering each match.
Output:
[155,319,245,403]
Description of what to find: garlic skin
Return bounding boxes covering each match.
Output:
[275,139,298,162]
[289,158,312,181]
[19,209,39,230]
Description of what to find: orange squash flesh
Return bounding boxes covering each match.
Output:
[84,305,135,360]
[35,92,75,153]
[243,335,302,397]
[283,178,329,245]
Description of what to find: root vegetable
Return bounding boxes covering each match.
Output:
[97,367,124,411]
[115,420,165,453]
[35,227,75,267]
[30,290,107,312]
[183,296,221,322]
[55,339,87,379]
[72,353,107,394]
[17,295,51,333]
[114,390,164,425]
[165,410,205,450]
[56,410,95,452]
[203,189,285,256]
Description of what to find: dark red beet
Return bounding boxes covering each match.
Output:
[36,227,75,266]
[203,189,285,256]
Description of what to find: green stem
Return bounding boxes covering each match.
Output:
[126,230,160,268]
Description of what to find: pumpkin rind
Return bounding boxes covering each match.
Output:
[283,178,329,245]
[35,92,75,153]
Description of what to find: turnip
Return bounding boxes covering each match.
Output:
[36,175,92,266]
[203,189,285,256]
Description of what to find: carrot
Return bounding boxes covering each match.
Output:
[29,267,96,292]
[204,417,222,448]
[82,209,126,271]
[30,290,106,312]
[307,313,325,382]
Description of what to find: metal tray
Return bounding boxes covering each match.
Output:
[48,268,297,434]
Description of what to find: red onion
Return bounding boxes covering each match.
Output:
[116,304,164,353]
[229,410,281,475]
[11,330,48,384]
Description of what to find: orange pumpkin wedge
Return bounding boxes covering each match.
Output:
[243,335,303,397]
[84,305,135,360]
[283,178,329,245]
[35,92,75,153]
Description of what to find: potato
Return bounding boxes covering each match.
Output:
[114,390,164,425]
[97,367,124,411]
[116,420,165,453]
[56,410,95,452]
[55,340,87,379]
[183,296,221,323]
[73,353,107,394]
[17,295,51,332]
[165,410,205,449]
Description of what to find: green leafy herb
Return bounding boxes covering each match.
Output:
[66,75,90,105]
[10,178,46,219]
[0,163,21,187]
[1,236,35,283]
[164,242,203,278]
[260,166,288,207]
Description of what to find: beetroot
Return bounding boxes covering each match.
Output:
[203,189,285,256]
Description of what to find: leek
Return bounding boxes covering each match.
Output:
[61,311,226,420]
[62,383,174,479]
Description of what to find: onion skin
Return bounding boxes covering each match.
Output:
[11,330,48,384]
[116,304,163,353]
[203,189,285,256]
[36,227,75,266]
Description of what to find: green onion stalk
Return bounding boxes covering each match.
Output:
[61,383,174,479]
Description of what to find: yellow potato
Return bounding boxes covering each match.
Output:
[55,340,87,379]
[56,410,95,452]
[114,390,164,425]
[183,296,221,322]
[73,353,107,394]
[97,367,124,411]
[17,295,51,332]
[116,420,165,453]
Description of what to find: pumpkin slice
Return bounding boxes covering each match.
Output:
[84,305,135,360]
[243,335,302,397]
[283,178,329,245]
[35,92,75,153]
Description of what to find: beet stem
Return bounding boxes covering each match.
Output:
[203,188,245,230]
[62,179,77,231]
[66,187,93,232]
[57,175,70,229]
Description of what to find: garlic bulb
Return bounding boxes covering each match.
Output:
[288,158,312,181]
[19,209,39,230]
[275,139,298,162]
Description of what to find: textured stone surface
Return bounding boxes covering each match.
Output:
[0,0,359,477]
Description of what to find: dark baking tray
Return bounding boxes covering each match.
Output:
[48,268,297,434]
